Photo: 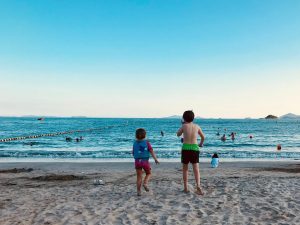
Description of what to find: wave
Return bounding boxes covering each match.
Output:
[0,149,300,159]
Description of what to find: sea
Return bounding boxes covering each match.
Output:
[0,117,300,161]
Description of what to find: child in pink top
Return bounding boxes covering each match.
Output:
[133,128,159,196]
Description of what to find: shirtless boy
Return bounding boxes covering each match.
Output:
[177,110,205,195]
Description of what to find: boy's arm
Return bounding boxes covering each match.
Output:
[177,127,183,137]
[198,127,205,147]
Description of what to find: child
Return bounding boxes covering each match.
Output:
[133,128,159,196]
[211,153,219,168]
[177,110,205,195]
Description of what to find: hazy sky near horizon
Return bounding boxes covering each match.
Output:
[0,0,299,118]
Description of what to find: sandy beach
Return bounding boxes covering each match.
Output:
[0,161,299,225]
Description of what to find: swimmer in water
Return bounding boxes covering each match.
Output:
[66,137,72,142]
[230,132,235,140]
[24,142,35,146]
[161,131,164,137]
[221,134,226,142]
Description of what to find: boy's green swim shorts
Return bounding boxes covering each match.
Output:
[182,143,199,151]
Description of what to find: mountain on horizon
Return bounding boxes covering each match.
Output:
[164,113,300,120]
[162,115,182,119]
[280,113,300,119]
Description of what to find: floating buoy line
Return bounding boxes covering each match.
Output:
[0,122,128,143]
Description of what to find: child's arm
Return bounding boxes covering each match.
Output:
[150,151,159,164]
[198,127,205,147]
[147,141,159,164]
[177,127,183,137]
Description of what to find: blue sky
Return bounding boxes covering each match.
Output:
[0,0,299,118]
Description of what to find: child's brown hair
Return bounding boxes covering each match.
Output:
[136,128,146,140]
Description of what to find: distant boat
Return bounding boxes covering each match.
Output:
[37,117,45,121]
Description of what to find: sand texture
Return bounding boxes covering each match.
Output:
[0,161,299,225]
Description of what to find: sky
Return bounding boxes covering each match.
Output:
[0,0,299,118]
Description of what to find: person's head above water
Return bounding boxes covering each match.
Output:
[182,110,194,123]
[136,128,146,140]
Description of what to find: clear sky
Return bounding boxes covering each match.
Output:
[0,0,299,118]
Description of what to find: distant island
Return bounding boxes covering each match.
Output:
[279,113,300,120]
[265,113,300,120]
[265,115,278,119]
[163,113,300,120]
[162,115,182,119]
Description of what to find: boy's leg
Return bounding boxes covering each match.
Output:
[192,163,204,195]
[182,163,189,192]
[192,163,201,187]
[136,169,143,195]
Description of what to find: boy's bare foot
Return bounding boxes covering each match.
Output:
[195,186,204,195]
[143,184,150,192]
[137,191,141,196]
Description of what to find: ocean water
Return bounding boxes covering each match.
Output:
[0,117,300,160]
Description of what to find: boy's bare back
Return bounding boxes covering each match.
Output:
[177,123,205,145]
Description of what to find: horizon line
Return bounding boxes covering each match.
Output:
[0,113,298,120]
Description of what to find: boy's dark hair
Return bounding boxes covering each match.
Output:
[183,110,194,123]
[136,128,146,140]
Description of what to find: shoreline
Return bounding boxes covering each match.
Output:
[0,160,299,175]
[0,157,299,163]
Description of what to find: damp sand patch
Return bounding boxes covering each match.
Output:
[254,164,300,174]
[0,168,33,173]
[31,174,86,181]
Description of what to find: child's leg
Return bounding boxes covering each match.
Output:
[143,171,151,191]
[143,171,151,186]
[136,169,143,195]
[192,163,204,195]
[192,163,201,187]
[141,160,151,191]
[182,163,189,192]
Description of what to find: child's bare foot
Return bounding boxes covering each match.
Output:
[183,189,190,194]
[137,191,141,196]
[195,186,204,195]
[143,184,150,192]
